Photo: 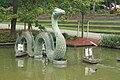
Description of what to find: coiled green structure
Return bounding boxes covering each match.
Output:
[15,8,66,60]
[34,8,66,60]
[15,31,34,57]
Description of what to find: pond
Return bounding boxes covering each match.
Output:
[0,46,120,80]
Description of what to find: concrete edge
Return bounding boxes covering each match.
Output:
[0,43,15,46]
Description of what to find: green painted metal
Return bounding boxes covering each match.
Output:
[15,31,34,57]
[34,8,66,60]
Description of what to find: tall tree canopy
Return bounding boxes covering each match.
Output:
[18,0,44,30]
[0,0,119,38]
[71,0,91,38]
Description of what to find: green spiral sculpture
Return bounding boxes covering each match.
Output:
[34,8,66,60]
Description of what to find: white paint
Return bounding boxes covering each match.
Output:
[89,48,93,56]
[18,44,24,51]
[85,48,89,57]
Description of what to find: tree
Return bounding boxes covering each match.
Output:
[10,0,18,37]
[90,0,104,14]
[72,0,91,38]
[0,0,17,37]
[0,7,12,22]
[18,0,44,30]
[40,0,90,38]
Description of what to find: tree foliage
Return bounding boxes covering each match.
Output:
[0,7,13,21]
[18,0,43,25]
[0,0,12,7]
[69,0,91,37]
[1,0,118,37]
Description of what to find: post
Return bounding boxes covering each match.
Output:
[87,21,89,38]
[77,21,80,37]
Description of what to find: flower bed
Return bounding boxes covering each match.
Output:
[66,38,99,47]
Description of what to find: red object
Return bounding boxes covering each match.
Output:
[66,38,99,45]
[0,28,11,30]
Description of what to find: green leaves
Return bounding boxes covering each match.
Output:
[117,8,120,16]
[72,0,91,15]
[0,7,13,21]
[100,35,120,48]
[17,0,44,25]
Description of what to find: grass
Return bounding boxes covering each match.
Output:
[0,19,120,43]
[1,21,24,25]
[1,19,120,34]
[39,20,78,22]
[90,20,120,22]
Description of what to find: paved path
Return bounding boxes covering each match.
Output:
[0,24,107,39]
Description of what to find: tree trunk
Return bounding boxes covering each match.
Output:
[81,14,84,38]
[114,0,117,11]
[28,22,32,30]
[24,22,26,31]
[11,18,17,37]
[114,0,116,7]
[10,0,18,38]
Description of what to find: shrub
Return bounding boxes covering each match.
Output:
[117,8,120,16]
[62,32,69,40]
[0,30,16,43]
[0,30,39,43]
[100,35,120,48]
[62,32,77,40]
[96,10,109,14]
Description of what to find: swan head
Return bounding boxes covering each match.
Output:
[53,8,65,19]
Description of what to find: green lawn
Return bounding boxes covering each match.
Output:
[90,20,120,22]
[1,19,120,34]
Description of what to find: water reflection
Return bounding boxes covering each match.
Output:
[44,65,67,80]
[85,67,97,76]
[0,47,120,80]
[17,59,24,68]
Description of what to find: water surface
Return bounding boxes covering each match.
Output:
[0,47,120,80]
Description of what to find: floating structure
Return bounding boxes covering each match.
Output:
[82,57,100,64]
[53,59,67,65]
[82,48,100,64]
[15,44,27,57]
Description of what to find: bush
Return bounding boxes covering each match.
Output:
[0,30,16,43]
[62,32,77,40]
[0,30,39,43]
[117,8,120,16]
[100,35,120,48]
[62,32,69,40]
[96,10,109,14]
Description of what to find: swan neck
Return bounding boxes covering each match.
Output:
[51,15,61,35]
